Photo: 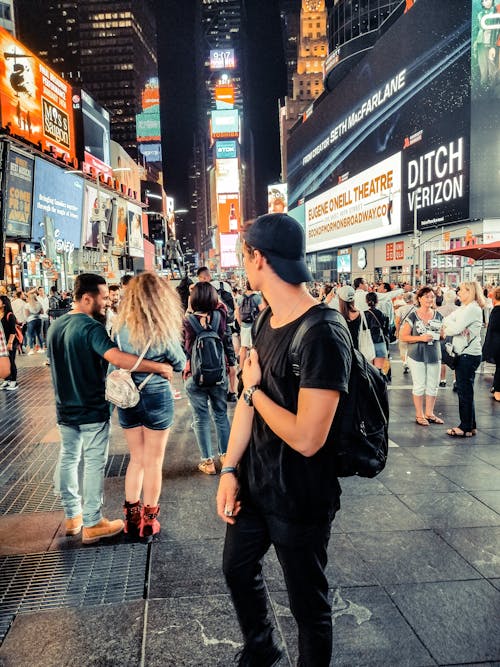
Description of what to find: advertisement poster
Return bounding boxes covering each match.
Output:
[220,233,239,268]
[211,110,239,139]
[215,158,240,194]
[136,77,162,165]
[82,183,115,250]
[128,203,144,257]
[0,27,75,161]
[267,183,288,213]
[31,158,84,253]
[287,0,471,233]
[5,148,34,237]
[217,193,240,234]
[305,152,402,252]
[112,196,129,253]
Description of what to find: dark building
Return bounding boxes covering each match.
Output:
[15,0,159,160]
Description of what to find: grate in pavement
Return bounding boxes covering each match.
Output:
[105,453,130,478]
[0,481,62,515]
[0,544,149,645]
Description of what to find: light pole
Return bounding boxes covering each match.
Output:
[411,206,422,287]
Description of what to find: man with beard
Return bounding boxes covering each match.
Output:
[48,273,174,544]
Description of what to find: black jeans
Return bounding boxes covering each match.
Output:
[454,354,482,432]
[493,356,500,392]
[223,503,333,666]
[6,346,17,382]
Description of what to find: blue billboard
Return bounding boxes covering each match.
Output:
[32,158,84,250]
[215,140,238,160]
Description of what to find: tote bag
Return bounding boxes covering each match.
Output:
[358,311,375,363]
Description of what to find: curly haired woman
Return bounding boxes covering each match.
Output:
[113,272,185,541]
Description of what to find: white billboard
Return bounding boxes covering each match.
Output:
[215,158,240,195]
[305,152,402,252]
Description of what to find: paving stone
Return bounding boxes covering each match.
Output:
[437,526,500,578]
[469,490,500,514]
[435,462,500,491]
[398,491,500,529]
[387,580,500,664]
[334,495,427,533]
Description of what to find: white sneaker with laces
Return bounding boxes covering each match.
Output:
[27,350,34,355]
[5,381,18,391]
[37,349,44,354]
[0,380,9,389]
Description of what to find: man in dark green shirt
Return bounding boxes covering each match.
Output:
[48,273,173,544]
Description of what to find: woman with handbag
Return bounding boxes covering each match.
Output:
[24,289,44,354]
[399,286,444,426]
[337,285,375,363]
[365,291,389,372]
[442,281,485,437]
[113,272,186,542]
[482,286,500,402]
[0,295,19,390]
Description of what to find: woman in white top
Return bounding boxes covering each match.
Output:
[442,282,484,437]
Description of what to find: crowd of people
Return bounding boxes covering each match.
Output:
[0,212,499,666]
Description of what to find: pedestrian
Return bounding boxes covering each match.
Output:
[395,291,415,374]
[437,289,459,386]
[48,273,175,544]
[482,286,500,402]
[0,325,8,379]
[183,282,234,475]
[216,213,352,666]
[105,284,121,336]
[399,286,444,426]
[365,291,390,372]
[112,272,186,542]
[0,295,19,390]
[442,281,485,437]
[37,287,50,348]
[236,280,264,370]
[338,285,374,362]
[11,290,27,349]
[25,289,43,354]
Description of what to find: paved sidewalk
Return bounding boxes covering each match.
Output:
[0,352,499,666]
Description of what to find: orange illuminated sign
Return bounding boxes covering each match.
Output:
[215,84,235,110]
[217,193,240,234]
[0,28,76,161]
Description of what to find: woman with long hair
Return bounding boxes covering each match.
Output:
[482,286,500,402]
[399,286,444,426]
[442,281,485,437]
[25,289,43,354]
[365,291,389,371]
[113,272,186,542]
[183,282,233,475]
[0,295,19,390]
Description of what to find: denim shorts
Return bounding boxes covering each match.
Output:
[374,341,388,358]
[118,385,174,431]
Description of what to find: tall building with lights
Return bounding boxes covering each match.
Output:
[0,0,15,34]
[14,0,160,163]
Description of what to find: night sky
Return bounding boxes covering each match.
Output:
[155,0,287,213]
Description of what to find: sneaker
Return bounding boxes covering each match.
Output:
[65,514,83,536]
[198,458,216,475]
[403,366,409,374]
[27,350,34,355]
[4,381,18,391]
[37,349,45,354]
[439,380,446,387]
[82,517,124,544]
[227,392,237,403]
[236,643,283,667]
[172,389,183,400]
[0,380,9,389]
[452,381,458,393]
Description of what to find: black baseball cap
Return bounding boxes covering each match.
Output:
[243,213,312,284]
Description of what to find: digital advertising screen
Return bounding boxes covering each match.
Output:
[127,203,144,258]
[287,0,471,234]
[112,196,129,253]
[305,152,402,252]
[211,110,239,139]
[82,183,116,250]
[32,158,84,252]
[267,183,288,214]
[220,233,239,268]
[5,148,34,238]
[215,158,240,195]
[337,248,352,273]
[217,193,240,234]
[0,28,76,161]
[210,49,236,70]
[215,84,235,110]
[215,140,238,160]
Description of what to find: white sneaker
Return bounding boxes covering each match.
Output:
[0,380,9,389]
[37,349,44,354]
[27,350,34,355]
[4,381,18,391]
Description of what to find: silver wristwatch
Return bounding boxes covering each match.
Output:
[243,385,260,406]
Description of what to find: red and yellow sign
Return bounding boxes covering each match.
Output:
[217,193,240,234]
[0,28,76,161]
[215,84,235,109]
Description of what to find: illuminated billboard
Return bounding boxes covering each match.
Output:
[82,183,115,250]
[215,84,235,110]
[136,77,162,165]
[32,158,84,252]
[72,88,112,178]
[0,27,75,161]
[110,140,142,197]
[215,158,240,195]
[112,197,129,253]
[215,140,238,160]
[128,202,144,257]
[5,148,34,238]
[217,193,240,234]
[267,183,288,214]
[220,233,239,268]
[287,0,470,232]
[211,110,239,139]
[210,49,235,70]
[305,152,402,252]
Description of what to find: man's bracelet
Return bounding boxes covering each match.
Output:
[220,466,238,476]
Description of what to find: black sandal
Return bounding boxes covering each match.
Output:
[446,428,473,438]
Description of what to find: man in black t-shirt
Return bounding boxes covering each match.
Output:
[216,214,351,667]
[48,273,174,545]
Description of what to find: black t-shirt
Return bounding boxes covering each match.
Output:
[239,304,352,524]
[47,313,117,425]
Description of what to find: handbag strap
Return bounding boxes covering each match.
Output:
[359,310,369,331]
[116,334,154,383]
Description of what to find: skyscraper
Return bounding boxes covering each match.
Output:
[0,0,14,34]
[15,0,159,161]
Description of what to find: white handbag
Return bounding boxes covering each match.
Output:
[105,335,153,409]
[358,311,376,363]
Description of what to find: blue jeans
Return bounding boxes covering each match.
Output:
[26,318,43,348]
[55,421,110,526]
[185,377,230,459]
[454,354,482,432]
[223,503,333,666]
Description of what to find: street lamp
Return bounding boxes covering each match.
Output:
[411,206,422,287]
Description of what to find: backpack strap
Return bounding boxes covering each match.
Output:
[289,307,351,377]
[188,310,221,334]
[116,333,153,376]
[251,305,272,341]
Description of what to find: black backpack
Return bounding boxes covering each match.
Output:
[239,293,259,324]
[188,311,226,387]
[216,282,235,324]
[253,306,389,478]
